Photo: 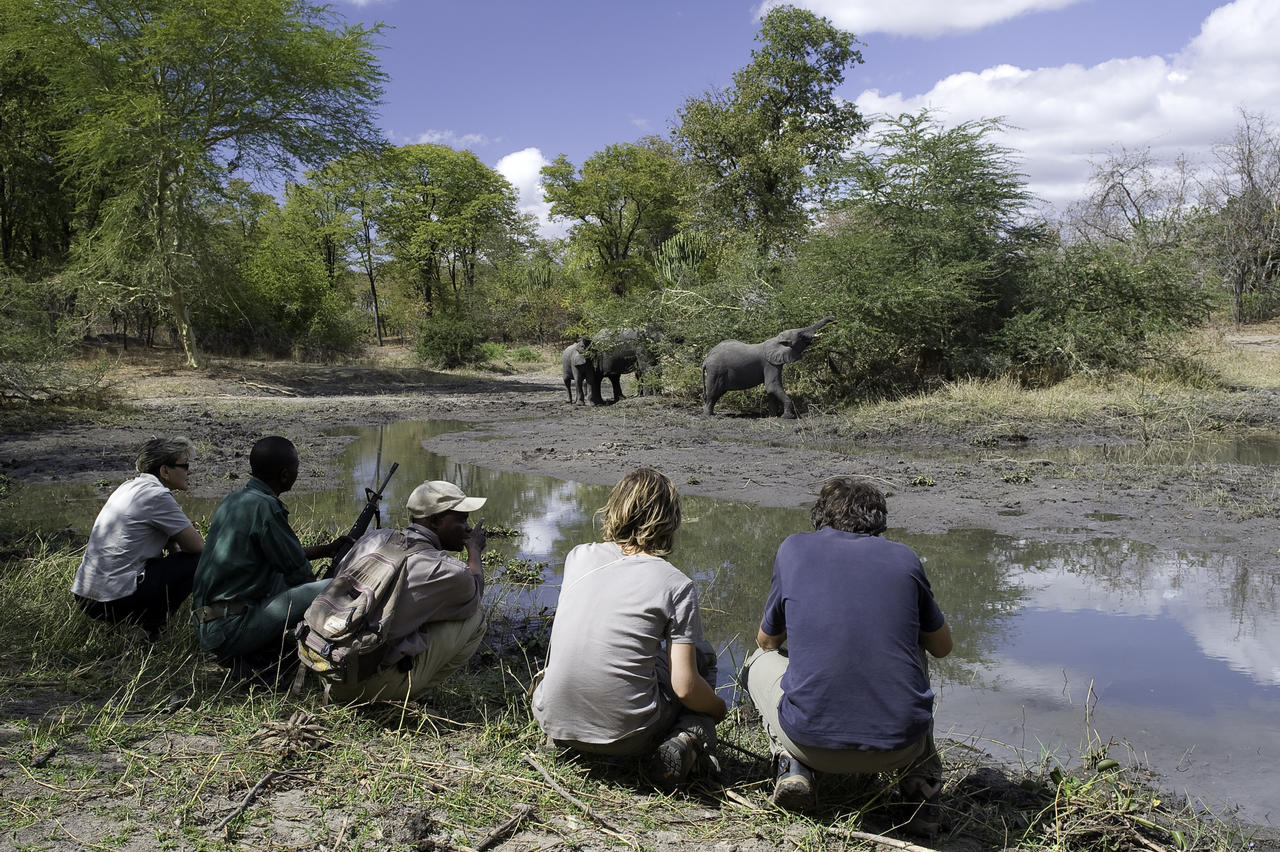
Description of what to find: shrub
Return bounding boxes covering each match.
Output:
[414,312,487,367]
[511,346,541,363]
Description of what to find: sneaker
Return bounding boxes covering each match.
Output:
[648,731,698,787]
[772,751,815,811]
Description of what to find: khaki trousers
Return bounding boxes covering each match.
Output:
[743,647,942,795]
[329,607,487,704]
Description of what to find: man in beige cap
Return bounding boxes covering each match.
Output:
[326,480,489,704]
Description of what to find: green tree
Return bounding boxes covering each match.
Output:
[796,111,1044,395]
[27,0,385,367]
[378,144,522,315]
[675,5,865,256]
[542,138,684,296]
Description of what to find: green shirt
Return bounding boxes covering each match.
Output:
[192,476,313,609]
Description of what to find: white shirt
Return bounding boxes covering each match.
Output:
[71,474,194,602]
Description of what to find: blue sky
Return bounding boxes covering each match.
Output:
[333,0,1280,236]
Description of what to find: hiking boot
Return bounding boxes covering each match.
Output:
[647,731,700,787]
[772,751,815,811]
[900,777,943,838]
[903,796,941,839]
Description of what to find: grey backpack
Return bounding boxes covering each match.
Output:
[296,530,421,685]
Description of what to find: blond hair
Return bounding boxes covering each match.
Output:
[600,467,681,556]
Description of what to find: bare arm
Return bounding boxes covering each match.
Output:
[669,642,727,722]
[921,622,953,658]
[169,524,204,555]
[757,627,785,651]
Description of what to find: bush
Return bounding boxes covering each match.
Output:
[511,346,541,363]
[414,312,487,367]
[999,244,1217,384]
[477,342,507,362]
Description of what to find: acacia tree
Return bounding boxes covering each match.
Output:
[28,0,385,367]
[378,144,522,313]
[0,2,74,274]
[675,5,866,256]
[541,138,684,296]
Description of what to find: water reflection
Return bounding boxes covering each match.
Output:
[9,419,1280,820]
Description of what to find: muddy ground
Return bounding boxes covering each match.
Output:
[4,347,1280,850]
[6,350,1280,568]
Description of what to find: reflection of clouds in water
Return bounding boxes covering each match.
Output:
[515,479,592,559]
[1007,549,1280,688]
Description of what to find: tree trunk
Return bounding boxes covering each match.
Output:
[170,287,201,368]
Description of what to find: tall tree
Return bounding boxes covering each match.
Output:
[0,4,74,274]
[27,0,385,366]
[675,5,866,256]
[378,144,522,313]
[1202,110,1280,322]
[542,138,684,296]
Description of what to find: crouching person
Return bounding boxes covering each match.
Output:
[312,480,488,704]
[532,468,726,787]
[191,436,348,677]
[743,477,952,837]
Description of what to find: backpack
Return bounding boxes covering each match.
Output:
[295,530,422,686]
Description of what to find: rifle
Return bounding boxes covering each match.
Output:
[322,461,399,579]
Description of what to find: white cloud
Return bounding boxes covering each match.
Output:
[851,0,1280,213]
[767,0,1084,37]
[412,129,491,149]
[494,147,567,240]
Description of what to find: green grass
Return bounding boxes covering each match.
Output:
[0,535,1263,851]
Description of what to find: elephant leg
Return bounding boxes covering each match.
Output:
[609,376,624,401]
[564,379,574,403]
[763,369,794,418]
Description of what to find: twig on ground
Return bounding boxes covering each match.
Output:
[828,828,940,852]
[212,769,281,833]
[330,816,349,852]
[522,752,622,834]
[474,802,536,851]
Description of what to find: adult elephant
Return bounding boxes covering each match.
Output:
[702,316,836,418]
[561,337,594,404]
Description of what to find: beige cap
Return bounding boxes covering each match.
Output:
[406,480,486,518]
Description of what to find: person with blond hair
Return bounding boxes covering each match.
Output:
[72,436,205,639]
[533,467,726,785]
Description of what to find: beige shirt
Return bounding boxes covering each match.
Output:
[337,524,483,665]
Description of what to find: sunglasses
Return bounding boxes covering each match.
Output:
[169,462,190,469]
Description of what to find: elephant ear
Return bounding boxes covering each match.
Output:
[764,338,796,366]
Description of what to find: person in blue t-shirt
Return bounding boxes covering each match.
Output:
[743,477,952,837]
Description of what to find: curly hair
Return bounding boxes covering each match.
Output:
[600,467,682,556]
[135,436,194,476]
[810,477,887,535]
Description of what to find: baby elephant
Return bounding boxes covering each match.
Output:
[562,337,593,404]
[702,317,836,418]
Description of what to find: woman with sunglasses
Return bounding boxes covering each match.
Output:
[72,436,205,639]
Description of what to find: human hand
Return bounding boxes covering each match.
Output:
[466,518,487,554]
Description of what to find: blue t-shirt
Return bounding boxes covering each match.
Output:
[760,527,945,751]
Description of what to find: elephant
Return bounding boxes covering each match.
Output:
[561,337,593,404]
[562,328,658,405]
[702,316,836,418]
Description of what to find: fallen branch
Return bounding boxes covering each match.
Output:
[522,753,622,834]
[474,802,535,851]
[212,769,281,833]
[827,828,940,852]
